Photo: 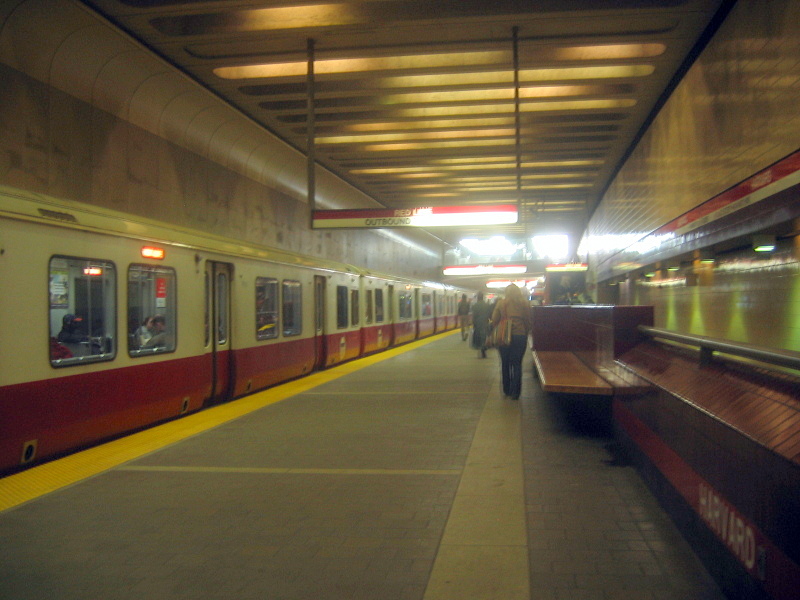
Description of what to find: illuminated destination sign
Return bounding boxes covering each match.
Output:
[312,205,518,229]
[545,263,588,272]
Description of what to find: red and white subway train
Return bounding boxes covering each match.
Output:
[0,187,469,474]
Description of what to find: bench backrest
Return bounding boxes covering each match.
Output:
[531,305,654,364]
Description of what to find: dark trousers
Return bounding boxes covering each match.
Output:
[498,334,527,398]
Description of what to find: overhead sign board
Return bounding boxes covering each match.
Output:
[545,263,588,272]
[312,205,518,229]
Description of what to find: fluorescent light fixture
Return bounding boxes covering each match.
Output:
[215,50,509,79]
[699,249,716,264]
[486,279,528,289]
[215,56,655,81]
[443,264,527,276]
[486,280,511,289]
[533,235,569,260]
[753,235,775,252]
[318,127,517,145]
[459,236,519,256]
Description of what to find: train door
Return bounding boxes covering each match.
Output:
[314,275,326,369]
[387,284,395,345]
[204,261,233,405]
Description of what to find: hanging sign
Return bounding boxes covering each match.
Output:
[545,263,588,272]
[312,205,518,229]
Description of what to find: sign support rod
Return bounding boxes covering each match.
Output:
[512,27,524,234]
[307,38,316,229]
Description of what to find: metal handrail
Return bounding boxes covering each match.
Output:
[638,326,800,373]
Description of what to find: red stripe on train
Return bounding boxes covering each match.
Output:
[0,356,211,471]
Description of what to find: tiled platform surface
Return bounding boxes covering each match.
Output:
[0,333,724,599]
[520,391,725,600]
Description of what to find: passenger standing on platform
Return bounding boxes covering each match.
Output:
[491,284,532,400]
[470,292,492,358]
[457,294,471,341]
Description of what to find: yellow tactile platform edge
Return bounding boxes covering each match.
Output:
[0,331,457,513]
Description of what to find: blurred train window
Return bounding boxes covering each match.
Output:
[365,290,374,325]
[336,285,348,329]
[49,256,116,366]
[398,291,413,320]
[421,293,432,316]
[375,289,384,323]
[282,280,302,336]
[204,271,210,347]
[256,277,278,340]
[128,264,176,356]
[216,271,228,345]
[351,289,359,326]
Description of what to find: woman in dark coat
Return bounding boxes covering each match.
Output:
[470,292,492,358]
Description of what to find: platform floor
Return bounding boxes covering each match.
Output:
[0,332,725,599]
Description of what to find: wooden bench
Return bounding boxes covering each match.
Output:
[533,350,613,395]
[530,305,654,397]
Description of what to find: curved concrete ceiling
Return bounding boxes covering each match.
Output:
[2,0,732,258]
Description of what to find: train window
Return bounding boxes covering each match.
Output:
[421,293,432,316]
[204,271,210,347]
[314,277,325,334]
[375,289,384,323]
[365,289,373,325]
[398,291,413,319]
[50,256,117,366]
[256,277,278,340]
[128,264,176,356]
[350,289,359,326]
[216,271,228,345]
[336,285,348,329]
[282,280,302,336]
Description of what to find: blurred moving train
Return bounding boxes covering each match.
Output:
[0,187,469,474]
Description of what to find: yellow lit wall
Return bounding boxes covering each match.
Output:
[586,0,800,352]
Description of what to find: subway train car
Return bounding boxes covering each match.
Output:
[0,187,467,474]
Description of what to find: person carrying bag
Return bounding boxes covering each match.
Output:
[487,311,512,348]
[490,284,532,400]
